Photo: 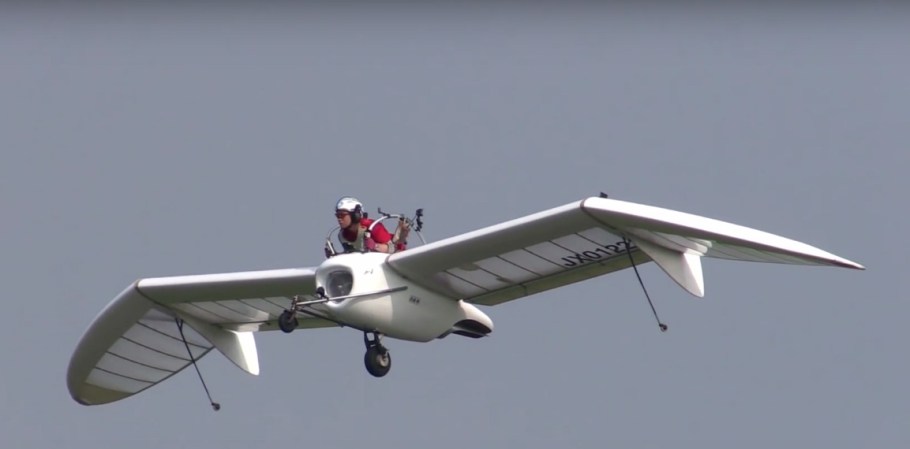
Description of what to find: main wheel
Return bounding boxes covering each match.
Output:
[364,346,392,377]
[278,310,298,333]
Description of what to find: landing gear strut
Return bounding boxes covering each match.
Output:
[280,294,324,334]
[363,332,391,377]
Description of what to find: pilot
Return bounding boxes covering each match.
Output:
[335,197,395,253]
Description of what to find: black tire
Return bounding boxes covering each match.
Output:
[278,310,298,333]
[364,346,391,377]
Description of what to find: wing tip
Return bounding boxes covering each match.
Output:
[584,196,866,272]
[835,259,865,270]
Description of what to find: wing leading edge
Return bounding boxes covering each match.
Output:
[67,268,331,406]
[386,197,863,305]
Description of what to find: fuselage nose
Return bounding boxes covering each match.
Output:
[314,252,476,342]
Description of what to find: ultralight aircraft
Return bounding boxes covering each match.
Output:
[67,194,863,409]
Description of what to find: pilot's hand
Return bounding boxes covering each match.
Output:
[364,237,377,252]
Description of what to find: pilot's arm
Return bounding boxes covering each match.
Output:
[366,223,393,253]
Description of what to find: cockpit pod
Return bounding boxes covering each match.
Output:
[314,251,492,342]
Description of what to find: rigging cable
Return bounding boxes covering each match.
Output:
[175,318,221,411]
[622,237,668,332]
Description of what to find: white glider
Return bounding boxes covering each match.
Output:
[67,196,863,407]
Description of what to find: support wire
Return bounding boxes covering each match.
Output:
[623,237,668,332]
[175,318,221,411]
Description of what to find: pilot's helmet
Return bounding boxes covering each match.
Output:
[335,196,363,222]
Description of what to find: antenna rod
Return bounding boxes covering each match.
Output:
[622,237,668,332]
[175,318,221,411]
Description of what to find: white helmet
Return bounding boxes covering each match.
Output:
[335,196,363,222]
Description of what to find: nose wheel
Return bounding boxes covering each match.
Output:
[363,332,391,377]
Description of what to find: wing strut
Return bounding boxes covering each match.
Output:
[623,238,668,333]
[176,318,221,412]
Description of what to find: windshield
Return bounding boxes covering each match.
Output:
[325,270,353,297]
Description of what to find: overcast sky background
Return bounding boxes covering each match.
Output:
[2,3,907,448]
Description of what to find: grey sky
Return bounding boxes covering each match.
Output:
[2,4,907,448]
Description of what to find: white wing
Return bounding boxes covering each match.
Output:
[387,197,863,306]
[67,268,330,405]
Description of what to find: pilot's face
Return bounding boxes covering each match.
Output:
[336,210,353,228]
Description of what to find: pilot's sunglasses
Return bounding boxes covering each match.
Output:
[335,212,350,218]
